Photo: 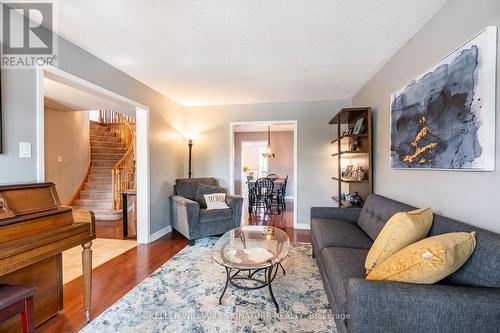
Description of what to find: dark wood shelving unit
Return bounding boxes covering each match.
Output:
[331,151,369,157]
[331,133,368,144]
[332,196,353,208]
[331,177,368,183]
[329,107,373,208]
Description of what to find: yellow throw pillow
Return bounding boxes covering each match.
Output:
[366,232,476,284]
[365,207,433,274]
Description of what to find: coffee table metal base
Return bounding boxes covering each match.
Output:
[218,263,285,313]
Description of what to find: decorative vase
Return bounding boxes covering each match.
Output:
[349,192,363,207]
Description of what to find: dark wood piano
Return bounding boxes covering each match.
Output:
[0,182,96,332]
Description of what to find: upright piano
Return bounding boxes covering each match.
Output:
[0,182,95,331]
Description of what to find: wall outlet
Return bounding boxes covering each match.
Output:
[19,142,32,158]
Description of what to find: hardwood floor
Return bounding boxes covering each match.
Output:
[37,199,308,332]
[246,200,311,242]
[37,231,188,333]
[94,219,134,240]
[96,207,137,239]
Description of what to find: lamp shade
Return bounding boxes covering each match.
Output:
[262,125,276,158]
[183,131,199,141]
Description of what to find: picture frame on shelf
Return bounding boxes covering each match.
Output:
[343,165,354,179]
[353,118,365,134]
[350,139,360,152]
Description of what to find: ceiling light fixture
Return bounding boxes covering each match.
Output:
[262,125,276,159]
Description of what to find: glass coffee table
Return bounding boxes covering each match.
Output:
[212,225,290,312]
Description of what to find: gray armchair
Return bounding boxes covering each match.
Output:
[169,178,243,245]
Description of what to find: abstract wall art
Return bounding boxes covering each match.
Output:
[390,26,497,170]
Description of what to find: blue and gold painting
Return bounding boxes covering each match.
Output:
[390,27,496,170]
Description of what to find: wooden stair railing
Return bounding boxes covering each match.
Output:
[99,110,136,210]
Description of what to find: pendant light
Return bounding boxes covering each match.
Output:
[262,125,276,158]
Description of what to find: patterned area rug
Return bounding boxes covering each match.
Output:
[80,238,336,333]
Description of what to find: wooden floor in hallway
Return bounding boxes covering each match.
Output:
[245,199,311,242]
[37,199,308,332]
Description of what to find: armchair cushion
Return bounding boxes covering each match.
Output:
[195,183,227,208]
[175,178,218,200]
[200,208,232,223]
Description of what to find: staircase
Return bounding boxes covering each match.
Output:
[72,121,128,220]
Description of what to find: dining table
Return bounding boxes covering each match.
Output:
[246,177,286,190]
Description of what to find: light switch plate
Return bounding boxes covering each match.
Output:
[58,156,63,162]
[19,142,32,158]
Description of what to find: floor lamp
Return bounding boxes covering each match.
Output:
[188,139,193,179]
[183,132,198,179]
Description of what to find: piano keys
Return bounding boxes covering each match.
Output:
[0,182,95,332]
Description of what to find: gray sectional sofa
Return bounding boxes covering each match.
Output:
[311,194,500,333]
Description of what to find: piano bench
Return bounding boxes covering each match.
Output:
[0,284,36,333]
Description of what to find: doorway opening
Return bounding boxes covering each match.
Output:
[36,67,151,245]
[240,141,267,198]
[229,121,297,228]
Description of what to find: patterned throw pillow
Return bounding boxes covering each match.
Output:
[203,193,230,210]
[195,183,227,208]
[365,207,433,274]
[367,232,476,283]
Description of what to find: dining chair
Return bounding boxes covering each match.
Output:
[247,179,256,213]
[267,173,279,181]
[268,174,283,214]
[253,177,274,214]
[278,175,288,211]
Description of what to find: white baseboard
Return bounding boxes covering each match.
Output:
[149,225,173,243]
[294,222,310,230]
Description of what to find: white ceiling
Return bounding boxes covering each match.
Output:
[51,0,446,106]
[234,124,295,132]
[44,77,136,113]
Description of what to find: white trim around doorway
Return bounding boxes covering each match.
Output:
[240,140,267,198]
[229,120,299,229]
[35,66,152,244]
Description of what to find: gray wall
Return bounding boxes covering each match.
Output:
[234,131,294,196]
[0,70,39,183]
[353,0,500,233]
[44,108,90,204]
[0,35,186,236]
[185,99,351,226]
